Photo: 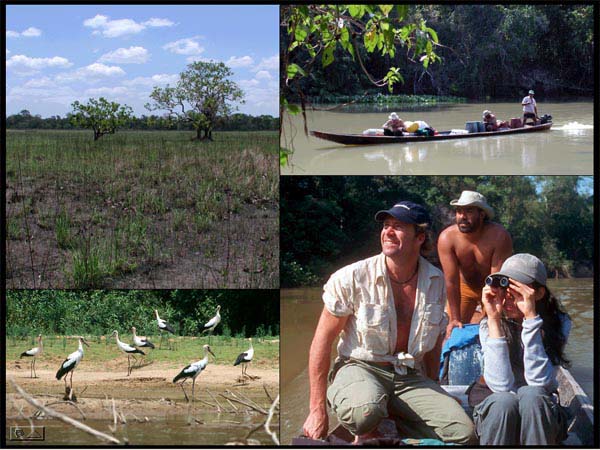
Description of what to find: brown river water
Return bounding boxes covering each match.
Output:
[281,102,593,175]
[279,278,593,444]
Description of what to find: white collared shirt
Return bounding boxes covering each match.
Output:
[323,253,448,375]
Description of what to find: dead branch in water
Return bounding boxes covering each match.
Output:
[9,378,120,445]
[220,392,267,415]
[264,395,280,445]
[206,388,226,413]
[39,401,86,420]
[262,384,274,403]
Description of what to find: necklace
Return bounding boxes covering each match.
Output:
[388,263,419,285]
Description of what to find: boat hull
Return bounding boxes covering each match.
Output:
[311,122,552,146]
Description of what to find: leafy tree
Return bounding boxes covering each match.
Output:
[69,97,133,141]
[146,61,244,141]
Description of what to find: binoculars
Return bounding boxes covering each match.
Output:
[485,275,509,288]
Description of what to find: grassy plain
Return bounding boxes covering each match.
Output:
[6,130,279,289]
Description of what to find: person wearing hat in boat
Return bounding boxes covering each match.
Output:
[472,253,571,445]
[302,200,476,445]
[382,112,406,136]
[521,90,539,126]
[482,110,508,131]
[437,191,513,338]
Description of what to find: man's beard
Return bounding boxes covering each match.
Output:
[458,219,480,233]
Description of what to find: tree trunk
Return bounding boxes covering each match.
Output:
[196,127,202,140]
[94,130,101,141]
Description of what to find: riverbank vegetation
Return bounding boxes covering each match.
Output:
[6,130,278,289]
[281,176,593,287]
[282,5,593,103]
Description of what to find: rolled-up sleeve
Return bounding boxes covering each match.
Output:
[323,267,354,317]
[480,320,515,392]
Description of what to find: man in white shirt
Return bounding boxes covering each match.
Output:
[521,90,538,126]
[301,200,476,444]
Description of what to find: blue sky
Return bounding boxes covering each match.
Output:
[6,5,279,118]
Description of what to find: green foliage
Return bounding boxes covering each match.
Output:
[6,290,280,338]
[281,176,593,287]
[69,97,133,141]
[146,61,244,140]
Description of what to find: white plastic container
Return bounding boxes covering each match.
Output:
[362,128,384,136]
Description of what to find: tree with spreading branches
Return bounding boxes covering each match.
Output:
[69,98,133,141]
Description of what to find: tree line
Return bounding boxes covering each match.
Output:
[6,290,280,338]
[6,109,279,132]
[283,4,594,103]
[281,176,593,287]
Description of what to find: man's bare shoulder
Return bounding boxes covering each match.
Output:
[483,221,511,239]
[439,224,460,241]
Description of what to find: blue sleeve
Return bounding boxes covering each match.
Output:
[480,319,515,392]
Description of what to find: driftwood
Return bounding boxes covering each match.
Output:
[264,395,280,445]
[220,392,267,415]
[9,378,120,445]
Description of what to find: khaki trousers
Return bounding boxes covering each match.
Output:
[327,358,476,444]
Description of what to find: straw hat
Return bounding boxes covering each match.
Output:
[449,190,495,219]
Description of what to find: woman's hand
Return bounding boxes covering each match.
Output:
[481,285,503,320]
[508,279,538,320]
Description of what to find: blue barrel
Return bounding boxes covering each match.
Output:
[465,121,479,133]
[477,121,485,132]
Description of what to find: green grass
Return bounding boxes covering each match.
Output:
[6,334,279,368]
[6,130,279,288]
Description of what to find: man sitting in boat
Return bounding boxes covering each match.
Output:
[521,90,539,126]
[473,253,571,445]
[382,112,406,136]
[302,200,476,445]
[482,110,509,131]
[438,191,513,337]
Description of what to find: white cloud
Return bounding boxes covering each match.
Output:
[22,27,42,37]
[6,27,42,38]
[143,18,175,27]
[83,14,174,38]
[255,70,272,80]
[22,77,56,88]
[226,55,254,68]
[124,73,179,87]
[55,63,126,83]
[253,55,278,72]
[84,86,130,97]
[163,37,204,55]
[7,54,73,75]
[99,46,149,64]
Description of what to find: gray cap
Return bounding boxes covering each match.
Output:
[490,253,547,285]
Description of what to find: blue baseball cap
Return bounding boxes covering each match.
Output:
[375,201,430,225]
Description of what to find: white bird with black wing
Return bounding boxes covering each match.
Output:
[155,309,175,349]
[201,305,221,344]
[131,326,155,349]
[234,338,256,380]
[20,334,43,378]
[111,330,145,376]
[173,344,215,402]
[55,336,90,394]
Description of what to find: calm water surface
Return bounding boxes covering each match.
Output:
[281,102,593,175]
[280,278,593,444]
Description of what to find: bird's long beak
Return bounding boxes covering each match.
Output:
[81,338,90,347]
[208,348,216,358]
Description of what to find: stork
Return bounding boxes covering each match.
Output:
[131,326,155,349]
[111,330,145,376]
[20,334,43,378]
[55,336,89,396]
[172,344,215,402]
[155,309,175,349]
[201,305,221,344]
[233,338,255,380]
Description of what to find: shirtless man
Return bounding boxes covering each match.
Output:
[437,191,513,337]
[302,200,475,445]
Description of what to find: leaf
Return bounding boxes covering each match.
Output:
[286,104,301,115]
[425,26,439,43]
[364,29,377,52]
[348,5,364,18]
[287,63,306,80]
[378,5,393,17]
[322,42,335,68]
[294,26,308,43]
[396,5,408,21]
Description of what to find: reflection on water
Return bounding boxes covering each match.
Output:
[7,413,273,446]
[282,102,593,175]
[280,279,593,444]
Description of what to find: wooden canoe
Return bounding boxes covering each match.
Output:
[292,366,593,446]
[310,122,552,146]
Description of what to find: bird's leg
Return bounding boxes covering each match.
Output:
[192,379,196,403]
[30,360,33,378]
[69,371,74,400]
[127,355,131,376]
[179,381,189,402]
[33,359,37,378]
[159,332,164,349]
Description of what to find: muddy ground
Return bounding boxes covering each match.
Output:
[6,360,278,420]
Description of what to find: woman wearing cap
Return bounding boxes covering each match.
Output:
[472,253,571,445]
[382,112,406,136]
[521,90,539,126]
